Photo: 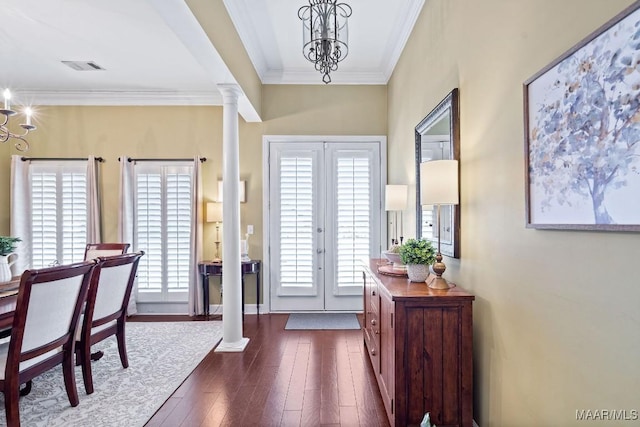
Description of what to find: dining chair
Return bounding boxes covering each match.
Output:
[83,243,130,261]
[76,251,144,395]
[0,260,96,427]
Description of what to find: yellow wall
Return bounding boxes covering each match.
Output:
[0,84,387,306]
[388,0,639,425]
[262,84,387,135]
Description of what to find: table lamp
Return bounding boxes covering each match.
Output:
[206,202,223,261]
[385,184,408,246]
[420,160,459,289]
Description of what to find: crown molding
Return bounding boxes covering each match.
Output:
[262,70,388,85]
[20,90,224,106]
[19,89,262,122]
[382,0,425,80]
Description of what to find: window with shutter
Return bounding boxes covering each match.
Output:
[269,139,382,312]
[325,145,380,304]
[421,206,434,239]
[335,156,371,290]
[279,156,315,289]
[30,162,88,268]
[134,162,192,302]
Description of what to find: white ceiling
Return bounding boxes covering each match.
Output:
[224,0,425,85]
[0,0,424,118]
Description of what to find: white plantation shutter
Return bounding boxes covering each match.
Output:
[30,162,87,268]
[279,156,315,290]
[135,163,192,302]
[136,172,162,292]
[325,146,378,298]
[166,173,191,292]
[31,172,57,267]
[421,205,434,239]
[62,172,88,261]
[335,156,370,288]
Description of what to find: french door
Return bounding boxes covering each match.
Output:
[268,139,383,312]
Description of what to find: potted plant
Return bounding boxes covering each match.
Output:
[0,236,21,257]
[0,236,21,282]
[399,238,436,282]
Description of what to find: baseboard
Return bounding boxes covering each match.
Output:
[135,302,269,316]
[136,302,188,314]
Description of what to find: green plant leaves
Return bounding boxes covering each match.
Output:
[0,236,21,256]
[399,238,436,265]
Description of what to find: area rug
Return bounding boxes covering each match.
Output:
[284,313,361,330]
[0,321,223,427]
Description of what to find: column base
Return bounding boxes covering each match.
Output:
[215,337,250,353]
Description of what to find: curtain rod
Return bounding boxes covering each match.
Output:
[21,156,104,162]
[118,157,206,163]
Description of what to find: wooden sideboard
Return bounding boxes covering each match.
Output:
[363,259,474,427]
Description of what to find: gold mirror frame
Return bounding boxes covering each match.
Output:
[415,88,460,258]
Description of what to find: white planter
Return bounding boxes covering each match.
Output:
[0,253,18,282]
[406,264,429,283]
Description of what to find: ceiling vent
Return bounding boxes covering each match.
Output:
[61,61,106,71]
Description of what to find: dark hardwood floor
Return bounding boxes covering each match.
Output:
[135,314,389,427]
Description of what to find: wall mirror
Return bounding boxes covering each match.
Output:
[415,88,460,258]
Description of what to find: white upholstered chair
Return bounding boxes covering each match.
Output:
[76,251,144,394]
[83,243,130,261]
[0,261,95,427]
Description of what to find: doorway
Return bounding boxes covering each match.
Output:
[264,136,386,312]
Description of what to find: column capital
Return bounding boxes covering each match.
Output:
[217,84,243,104]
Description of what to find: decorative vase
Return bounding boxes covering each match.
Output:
[0,253,18,282]
[406,264,429,283]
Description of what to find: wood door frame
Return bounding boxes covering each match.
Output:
[262,135,388,313]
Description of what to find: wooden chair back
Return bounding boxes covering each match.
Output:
[0,260,96,425]
[77,251,144,394]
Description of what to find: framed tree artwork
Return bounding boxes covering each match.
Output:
[524,1,640,231]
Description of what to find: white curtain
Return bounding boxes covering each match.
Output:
[86,155,102,243]
[118,156,137,315]
[188,156,204,316]
[9,155,32,274]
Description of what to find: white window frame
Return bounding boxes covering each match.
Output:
[29,161,88,268]
[133,161,193,303]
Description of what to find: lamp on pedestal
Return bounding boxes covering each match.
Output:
[385,184,408,247]
[420,160,459,290]
[206,202,223,261]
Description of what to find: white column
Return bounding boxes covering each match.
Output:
[215,84,249,352]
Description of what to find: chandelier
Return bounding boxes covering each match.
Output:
[298,0,352,84]
[1,89,36,152]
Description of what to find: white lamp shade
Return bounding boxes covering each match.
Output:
[385,184,408,211]
[420,160,459,205]
[206,202,223,223]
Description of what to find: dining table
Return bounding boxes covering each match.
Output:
[0,277,20,331]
